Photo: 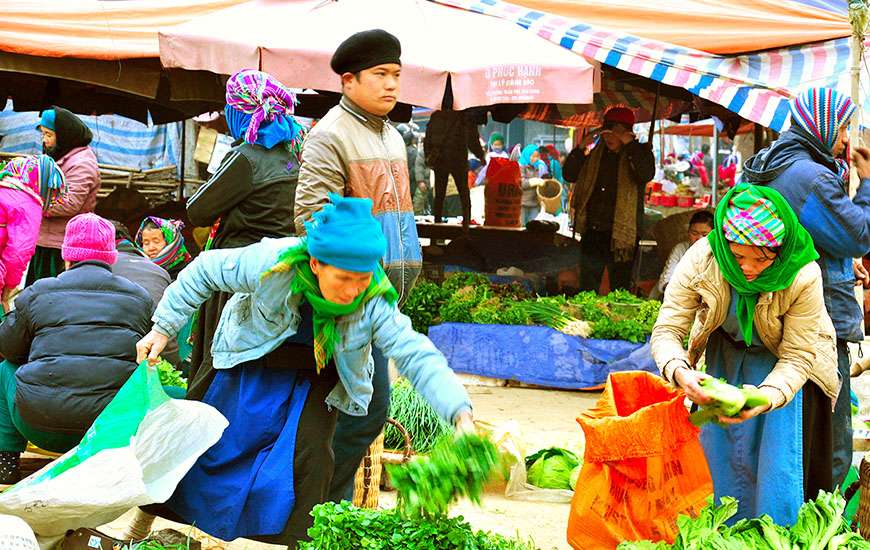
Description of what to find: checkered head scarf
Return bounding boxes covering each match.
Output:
[722,186,786,248]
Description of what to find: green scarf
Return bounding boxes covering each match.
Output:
[262,241,398,373]
[708,183,819,343]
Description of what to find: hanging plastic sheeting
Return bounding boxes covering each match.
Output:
[427,323,657,390]
[0,102,179,170]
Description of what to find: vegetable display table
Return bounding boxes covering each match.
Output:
[428,322,657,390]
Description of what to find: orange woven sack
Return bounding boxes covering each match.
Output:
[567,371,713,550]
[483,157,522,228]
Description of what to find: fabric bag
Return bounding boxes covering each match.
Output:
[0,361,227,539]
[567,371,713,549]
[484,157,522,227]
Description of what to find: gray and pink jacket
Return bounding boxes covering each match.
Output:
[294,96,421,304]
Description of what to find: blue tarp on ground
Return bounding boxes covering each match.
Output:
[428,322,658,389]
[0,101,179,171]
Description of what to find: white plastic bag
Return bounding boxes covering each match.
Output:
[0,362,228,538]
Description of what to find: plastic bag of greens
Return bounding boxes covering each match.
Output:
[0,361,227,540]
[492,421,581,503]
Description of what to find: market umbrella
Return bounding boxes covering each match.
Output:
[158,0,599,110]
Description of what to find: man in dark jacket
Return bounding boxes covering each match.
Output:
[742,88,870,488]
[567,107,656,292]
[424,109,486,231]
[0,213,152,484]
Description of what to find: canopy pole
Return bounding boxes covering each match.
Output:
[648,83,661,144]
[849,1,867,332]
[849,1,867,196]
[711,122,719,208]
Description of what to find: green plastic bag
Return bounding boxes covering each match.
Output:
[0,361,227,538]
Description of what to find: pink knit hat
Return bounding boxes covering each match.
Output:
[62,213,118,265]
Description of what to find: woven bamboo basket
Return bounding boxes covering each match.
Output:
[852,456,870,538]
[352,419,412,508]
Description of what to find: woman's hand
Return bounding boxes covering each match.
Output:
[136,329,170,366]
[673,366,714,406]
[454,410,476,435]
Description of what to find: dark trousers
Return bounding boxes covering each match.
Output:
[580,230,632,293]
[832,339,853,489]
[433,160,471,229]
[328,346,390,503]
[24,246,64,286]
[803,380,834,501]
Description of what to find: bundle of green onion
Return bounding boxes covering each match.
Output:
[385,378,452,454]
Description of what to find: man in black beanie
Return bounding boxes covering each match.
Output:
[295,29,423,503]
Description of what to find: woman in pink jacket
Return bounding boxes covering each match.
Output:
[0,155,66,310]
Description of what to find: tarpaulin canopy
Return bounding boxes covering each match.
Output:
[437,0,868,132]
[158,0,599,110]
[0,0,245,59]
[504,0,848,55]
[0,0,244,122]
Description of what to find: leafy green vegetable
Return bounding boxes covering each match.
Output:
[384,378,452,454]
[524,447,580,490]
[401,281,448,334]
[621,491,865,550]
[299,501,535,550]
[388,433,503,519]
[156,360,187,390]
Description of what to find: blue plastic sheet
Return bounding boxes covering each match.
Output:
[428,323,658,389]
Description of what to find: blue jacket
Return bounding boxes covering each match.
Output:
[151,237,471,423]
[742,128,870,342]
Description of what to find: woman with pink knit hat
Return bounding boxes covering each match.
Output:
[0,155,66,312]
[0,213,152,484]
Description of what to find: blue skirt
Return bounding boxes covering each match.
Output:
[700,329,804,525]
[166,361,310,540]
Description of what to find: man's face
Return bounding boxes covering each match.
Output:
[833,124,849,157]
[601,124,629,152]
[310,258,373,305]
[40,127,57,154]
[342,63,401,117]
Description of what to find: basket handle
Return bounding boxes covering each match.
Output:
[386,418,413,463]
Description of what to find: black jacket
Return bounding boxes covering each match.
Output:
[424,110,485,167]
[187,141,299,249]
[0,261,152,434]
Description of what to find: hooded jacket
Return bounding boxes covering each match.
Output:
[742,127,870,342]
[38,107,100,250]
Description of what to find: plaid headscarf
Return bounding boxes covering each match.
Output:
[722,187,786,248]
[0,154,66,210]
[135,216,191,271]
[225,69,301,148]
[789,88,856,180]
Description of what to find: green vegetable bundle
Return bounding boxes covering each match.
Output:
[156,360,188,390]
[617,490,870,550]
[387,433,503,519]
[385,378,452,454]
[299,501,535,550]
[524,447,580,490]
[402,275,661,342]
[689,378,770,427]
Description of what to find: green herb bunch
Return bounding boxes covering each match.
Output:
[388,433,503,519]
[385,378,452,454]
[300,501,535,550]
